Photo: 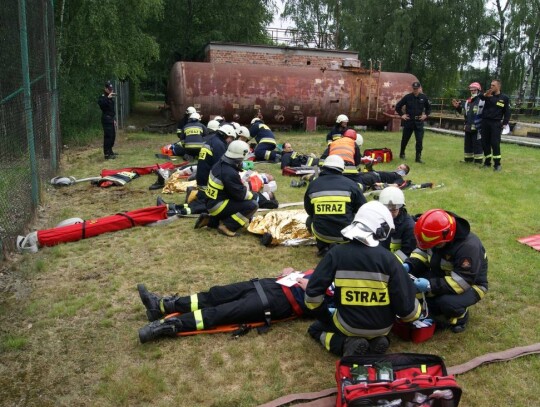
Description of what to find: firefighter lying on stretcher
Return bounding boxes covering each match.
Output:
[137,267,335,343]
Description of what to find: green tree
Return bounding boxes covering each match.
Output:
[146,0,276,91]
[281,0,342,48]
[56,0,163,142]
[339,0,486,96]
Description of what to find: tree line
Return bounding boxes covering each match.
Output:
[55,0,538,142]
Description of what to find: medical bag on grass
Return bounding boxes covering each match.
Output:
[363,148,393,163]
[336,353,461,407]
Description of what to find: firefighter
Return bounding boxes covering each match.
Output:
[236,126,251,143]
[304,155,366,257]
[176,106,196,138]
[452,82,485,164]
[357,163,410,192]
[205,119,221,142]
[405,209,488,333]
[478,79,511,171]
[326,114,349,144]
[97,81,117,159]
[395,81,432,163]
[378,186,416,262]
[320,129,364,182]
[156,124,238,214]
[172,112,208,159]
[136,268,332,343]
[305,201,422,356]
[195,140,259,237]
[249,117,280,162]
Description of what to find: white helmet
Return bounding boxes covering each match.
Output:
[251,117,262,124]
[213,115,224,122]
[323,155,345,172]
[207,119,220,131]
[230,122,241,130]
[190,112,201,121]
[186,106,196,114]
[237,126,251,140]
[378,186,405,210]
[356,133,363,147]
[225,140,250,159]
[217,124,237,139]
[336,114,349,124]
[341,201,395,246]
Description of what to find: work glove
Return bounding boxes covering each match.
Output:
[402,263,410,273]
[242,161,254,171]
[414,278,431,293]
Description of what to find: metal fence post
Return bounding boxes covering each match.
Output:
[18,0,40,206]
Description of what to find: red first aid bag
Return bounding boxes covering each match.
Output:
[363,148,393,163]
[336,353,461,407]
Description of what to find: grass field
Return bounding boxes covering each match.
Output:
[0,109,539,406]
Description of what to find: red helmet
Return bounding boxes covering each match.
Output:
[343,129,357,141]
[414,209,456,250]
[469,82,482,91]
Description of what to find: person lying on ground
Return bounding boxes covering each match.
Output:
[137,267,334,343]
[357,163,410,192]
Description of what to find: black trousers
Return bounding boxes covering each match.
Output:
[255,142,278,161]
[102,116,116,156]
[173,279,292,331]
[480,120,502,166]
[464,130,483,162]
[425,289,480,323]
[210,199,259,231]
[400,122,424,156]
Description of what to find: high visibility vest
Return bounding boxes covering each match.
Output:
[329,138,355,164]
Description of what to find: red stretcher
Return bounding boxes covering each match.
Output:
[100,161,188,177]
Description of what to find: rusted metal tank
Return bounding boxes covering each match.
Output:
[168,61,418,127]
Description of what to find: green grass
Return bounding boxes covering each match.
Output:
[0,111,539,406]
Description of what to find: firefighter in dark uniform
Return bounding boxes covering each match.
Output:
[195,140,258,237]
[378,186,416,263]
[97,81,117,159]
[305,201,422,356]
[156,124,238,215]
[395,81,432,163]
[478,79,510,171]
[320,129,363,183]
[405,209,488,333]
[249,118,280,162]
[172,112,208,159]
[325,114,349,144]
[357,163,410,192]
[452,82,485,164]
[304,155,366,257]
[176,106,196,138]
[136,268,333,343]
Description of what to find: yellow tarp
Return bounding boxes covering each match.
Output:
[248,209,314,246]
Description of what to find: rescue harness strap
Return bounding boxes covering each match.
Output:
[251,278,272,333]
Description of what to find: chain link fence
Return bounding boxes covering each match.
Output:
[0,0,60,259]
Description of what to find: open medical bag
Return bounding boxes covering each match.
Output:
[336,353,461,407]
[363,148,393,163]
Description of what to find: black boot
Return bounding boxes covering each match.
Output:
[138,317,183,343]
[149,174,165,190]
[137,284,178,322]
[415,153,424,164]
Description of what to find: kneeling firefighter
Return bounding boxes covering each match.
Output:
[305,201,422,356]
[195,140,259,237]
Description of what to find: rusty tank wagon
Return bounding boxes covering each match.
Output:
[167,60,418,128]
